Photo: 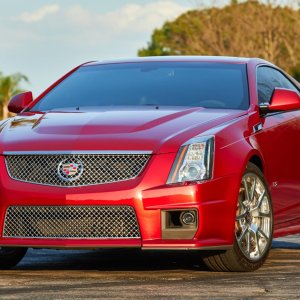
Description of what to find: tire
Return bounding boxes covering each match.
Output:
[202,163,274,272]
[0,247,27,269]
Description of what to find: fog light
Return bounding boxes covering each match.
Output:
[180,211,196,225]
[162,210,198,239]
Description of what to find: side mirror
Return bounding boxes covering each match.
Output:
[8,91,33,113]
[260,88,300,115]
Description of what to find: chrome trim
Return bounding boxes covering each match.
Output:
[182,135,214,146]
[57,158,84,182]
[253,123,263,133]
[3,150,152,155]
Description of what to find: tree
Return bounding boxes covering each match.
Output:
[0,73,29,120]
[138,1,300,81]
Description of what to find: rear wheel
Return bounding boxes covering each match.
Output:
[203,163,273,272]
[0,247,27,269]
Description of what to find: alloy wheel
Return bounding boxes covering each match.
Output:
[235,173,272,261]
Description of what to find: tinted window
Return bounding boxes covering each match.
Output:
[257,66,299,104]
[32,62,249,111]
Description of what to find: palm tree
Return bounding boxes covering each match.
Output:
[0,73,29,120]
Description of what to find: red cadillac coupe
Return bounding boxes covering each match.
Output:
[1,56,300,271]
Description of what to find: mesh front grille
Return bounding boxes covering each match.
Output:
[3,206,140,239]
[5,153,150,187]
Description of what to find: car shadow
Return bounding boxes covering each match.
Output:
[16,248,209,271]
[15,238,300,271]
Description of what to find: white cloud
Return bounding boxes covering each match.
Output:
[65,5,91,26]
[104,2,188,31]
[17,4,60,23]
[65,1,189,33]
[105,2,188,31]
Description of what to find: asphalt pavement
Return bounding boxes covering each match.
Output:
[0,235,299,299]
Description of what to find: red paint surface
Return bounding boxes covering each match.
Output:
[1,56,300,249]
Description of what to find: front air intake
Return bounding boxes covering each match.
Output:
[3,206,141,239]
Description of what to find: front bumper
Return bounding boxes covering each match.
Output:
[0,153,240,250]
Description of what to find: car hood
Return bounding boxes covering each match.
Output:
[0,107,246,154]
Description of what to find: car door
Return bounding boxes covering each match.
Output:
[254,66,300,228]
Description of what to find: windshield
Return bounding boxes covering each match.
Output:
[31,62,249,111]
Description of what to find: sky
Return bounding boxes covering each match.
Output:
[0,0,296,96]
[0,0,195,96]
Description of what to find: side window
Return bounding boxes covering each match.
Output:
[257,67,299,104]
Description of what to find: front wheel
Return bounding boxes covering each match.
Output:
[203,163,274,272]
[0,247,27,269]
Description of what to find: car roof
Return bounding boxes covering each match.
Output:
[84,56,270,66]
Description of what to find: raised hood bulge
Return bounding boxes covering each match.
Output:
[0,107,246,154]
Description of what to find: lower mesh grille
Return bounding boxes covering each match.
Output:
[3,206,140,239]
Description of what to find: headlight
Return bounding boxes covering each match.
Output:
[167,136,214,184]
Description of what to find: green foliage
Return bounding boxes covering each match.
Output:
[0,72,29,119]
[291,64,300,82]
[138,1,300,80]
